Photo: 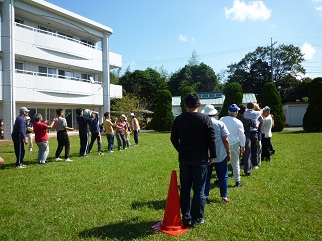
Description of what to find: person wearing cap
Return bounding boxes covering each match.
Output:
[130,113,140,146]
[237,104,256,176]
[171,93,216,228]
[11,107,30,168]
[115,114,127,150]
[261,106,273,161]
[220,104,246,187]
[33,113,56,164]
[244,102,262,169]
[25,116,34,151]
[201,104,231,202]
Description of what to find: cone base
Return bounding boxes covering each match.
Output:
[153,221,189,236]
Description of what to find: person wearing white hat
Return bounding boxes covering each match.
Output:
[11,107,30,168]
[25,116,34,151]
[201,105,231,203]
[220,104,246,187]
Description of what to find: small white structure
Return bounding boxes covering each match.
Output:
[172,92,257,118]
[283,102,309,127]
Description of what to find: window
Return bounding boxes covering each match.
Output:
[38,66,57,77]
[58,70,65,79]
[38,25,55,34]
[39,66,47,76]
[81,39,95,47]
[81,74,93,82]
[15,18,24,24]
[66,71,73,79]
[15,62,23,72]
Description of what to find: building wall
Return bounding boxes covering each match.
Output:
[283,103,308,127]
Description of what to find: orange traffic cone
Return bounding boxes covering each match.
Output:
[152,170,189,236]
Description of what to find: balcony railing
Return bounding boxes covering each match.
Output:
[15,22,100,50]
[15,69,100,84]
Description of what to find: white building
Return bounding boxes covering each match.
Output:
[0,0,122,139]
[283,102,308,127]
[172,92,258,118]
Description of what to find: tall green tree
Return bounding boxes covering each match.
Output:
[303,77,322,132]
[262,82,285,132]
[180,86,195,113]
[168,63,218,96]
[218,82,243,118]
[151,90,174,131]
[227,44,305,100]
[119,68,167,110]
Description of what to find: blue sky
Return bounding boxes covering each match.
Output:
[47,0,322,78]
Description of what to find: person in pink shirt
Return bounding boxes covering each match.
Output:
[33,113,56,164]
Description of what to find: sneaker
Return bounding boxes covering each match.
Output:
[55,157,62,161]
[65,158,73,162]
[29,148,33,151]
[109,150,114,153]
[222,197,231,203]
[16,165,26,169]
[191,218,206,228]
[253,165,259,170]
[98,152,104,155]
[39,161,46,164]
[234,181,242,187]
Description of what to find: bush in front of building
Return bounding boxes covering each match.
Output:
[151,89,174,131]
[262,82,285,132]
[303,77,322,132]
[219,82,243,119]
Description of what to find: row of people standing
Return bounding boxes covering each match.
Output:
[170,93,274,229]
[103,112,140,152]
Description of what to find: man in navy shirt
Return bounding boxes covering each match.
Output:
[12,107,30,168]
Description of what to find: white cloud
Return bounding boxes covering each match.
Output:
[316,6,322,15]
[225,0,271,22]
[178,34,187,42]
[301,43,316,60]
[312,0,322,2]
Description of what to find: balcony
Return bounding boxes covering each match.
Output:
[11,70,122,104]
[14,23,122,70]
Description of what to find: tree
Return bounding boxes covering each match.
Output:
[227,44,305,100]
[188,50,199,66]
[303,77,322,132]
[119,68,167,110]
[180,86,195,113]
[111,91,150,126]
[218,82,243,118]
[151,90,174,131]
[168,63,218,96]
[262,82,285,132]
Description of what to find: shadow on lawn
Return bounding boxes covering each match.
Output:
[131,200,166,210]
[79,218,157,240]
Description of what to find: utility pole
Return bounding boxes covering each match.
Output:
[271,38,277,82]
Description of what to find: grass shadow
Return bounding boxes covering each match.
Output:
[131,200,166,210]
[79,218,157,240]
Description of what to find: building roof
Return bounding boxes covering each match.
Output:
[172,93,257,106]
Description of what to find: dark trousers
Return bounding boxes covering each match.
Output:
[242,135,252,174]
[133,130,140,145]
[116,132,126,150]
[261,134,272,161]
[250,132,259,166]
[179,160,207,223]
[79,133,88,156]
[88,132,102,153]
[12,134,25,166]
[55,130,70,159]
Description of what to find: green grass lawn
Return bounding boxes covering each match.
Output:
[0,130,321,241]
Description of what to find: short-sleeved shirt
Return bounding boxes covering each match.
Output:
[33,122,49,142]
[103,119,114,134]
[116,120,127,133]
[55,117,67,131]
[211,117,230,163]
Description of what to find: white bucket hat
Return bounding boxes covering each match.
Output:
[201,104,218,116]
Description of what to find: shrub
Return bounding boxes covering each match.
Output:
[262,82,285,132]
[151,90,174,131]
[303,77,322,132]
[219,82,243,118]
